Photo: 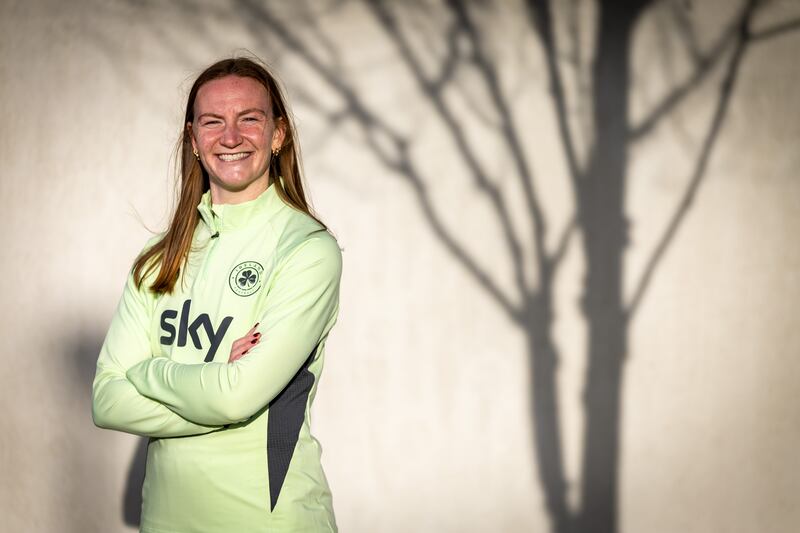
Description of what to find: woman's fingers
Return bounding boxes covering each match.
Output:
[228,323,262,363]
[231,335,253,352]
[229,342,254,363]
[229,338,257,361]
[231,323,260,350]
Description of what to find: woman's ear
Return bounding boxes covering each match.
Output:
[187,122,197,153]
[272,117,287,151]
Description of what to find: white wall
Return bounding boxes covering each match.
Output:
[1,1,798,532]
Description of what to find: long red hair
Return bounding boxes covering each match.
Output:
[133,57,327,294]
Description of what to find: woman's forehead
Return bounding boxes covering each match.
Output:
[195,75,271,115]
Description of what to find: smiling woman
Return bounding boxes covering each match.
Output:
[91,57,342,533]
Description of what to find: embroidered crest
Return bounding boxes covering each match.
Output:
[229,261,264,297]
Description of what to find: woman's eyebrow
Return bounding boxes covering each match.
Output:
[238,108,267,116]
[197,109,267,120]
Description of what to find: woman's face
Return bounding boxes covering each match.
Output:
[189,75,285,203]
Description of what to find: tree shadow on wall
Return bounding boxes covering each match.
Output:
[219,1,796,532]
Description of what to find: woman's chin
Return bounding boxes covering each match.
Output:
[209,175,268,199]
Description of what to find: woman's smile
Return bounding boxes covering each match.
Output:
[217,152,252,162]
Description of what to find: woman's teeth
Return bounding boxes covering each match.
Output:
[218,153,251,161]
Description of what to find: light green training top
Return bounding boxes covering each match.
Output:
[92,176,342,533]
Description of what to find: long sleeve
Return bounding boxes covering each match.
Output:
[125,234,342,426]
[92,260,224,438]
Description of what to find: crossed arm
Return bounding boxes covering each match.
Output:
[91,269,224,438]
[92,235,342,434]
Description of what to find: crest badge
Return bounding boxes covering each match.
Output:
[229,261,264,297]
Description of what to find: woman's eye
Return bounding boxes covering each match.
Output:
[242,117,259,123]
[203,120,222,126]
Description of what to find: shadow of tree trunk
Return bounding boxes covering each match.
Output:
[526,1,765,531]
[572,3,643,531]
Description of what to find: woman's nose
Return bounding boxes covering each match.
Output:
[220,122,243,147]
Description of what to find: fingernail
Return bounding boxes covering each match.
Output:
[254,332,261,337]
[251,339,257,344]
[242,350,249,355]
[254,322,260,327]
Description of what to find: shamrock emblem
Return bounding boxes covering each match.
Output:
[238,269,257,289]
[229,261,264,297]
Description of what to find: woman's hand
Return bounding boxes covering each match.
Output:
[228,323,261,363]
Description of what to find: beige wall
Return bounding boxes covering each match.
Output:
[1,1,798,532]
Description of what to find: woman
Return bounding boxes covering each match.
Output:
[92,57,342,532]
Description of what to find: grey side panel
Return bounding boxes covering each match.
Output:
[267,343,319,511]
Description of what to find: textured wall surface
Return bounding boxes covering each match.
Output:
[1,1,798,532]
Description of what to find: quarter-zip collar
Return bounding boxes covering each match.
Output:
[197,176,285,234]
